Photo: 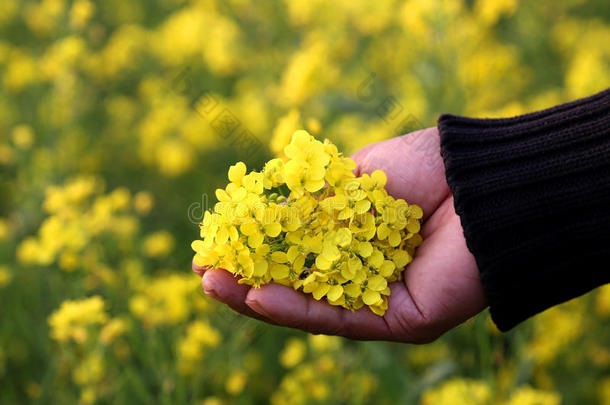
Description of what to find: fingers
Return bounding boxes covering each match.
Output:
[245,282,405,341]
[200,266,398,339]
[192,261,207,277]
[198,268,438,342]
[201,268,276,324]
[402,199,486,333]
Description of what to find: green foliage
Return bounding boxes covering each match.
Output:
[1,0,609,404]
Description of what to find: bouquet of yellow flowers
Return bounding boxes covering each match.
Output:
[192,131,423,315]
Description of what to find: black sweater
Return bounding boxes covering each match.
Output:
[438,88,610,331]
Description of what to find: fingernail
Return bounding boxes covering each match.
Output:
[203,286,220,300]
[202,273,220,300]
[246,298,271,319]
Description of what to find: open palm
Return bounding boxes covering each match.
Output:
[193,127,487,343]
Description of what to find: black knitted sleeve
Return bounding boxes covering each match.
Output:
[437,88,610,331]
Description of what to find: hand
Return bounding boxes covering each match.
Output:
[193,127,487,343]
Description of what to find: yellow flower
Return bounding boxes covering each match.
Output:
[599,377,610,405]
[263,158,285,189]
[143,231,175,258]
[133,191,154,214]
[528,303,584,364]
[0,266,12,288]
[129,274,196,327]
[272,346,376,405]
[283,130,330,197]
[3,51,37,92]
[73,352,104,386]
[178,320,222,375]
[420,378,491,405]
[201,397,224,405]
[69,0,94,29]
[308,335,341,352]
[48,296,108,344]
[191,131,423,315]
[225,370,247,395]
[99,317,129,345]
[475,0,518,26]
[11,124,34,149]
[504,386,561,405]
[280,338,307,368]
[271,109,303,159]
[80,388,96,405]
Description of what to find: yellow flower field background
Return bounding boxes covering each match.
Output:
[1,0,610,403]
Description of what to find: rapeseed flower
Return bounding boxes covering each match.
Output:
[504,386,561,405]
[225,370,248,395]
[48,296,108,344]
[177,320,222,375]
[0,266,11,288]
[130,274,196,327]
[280,338,307,368]
[192,131,423,315]
[143,230,175,258]
[420,378,491,405]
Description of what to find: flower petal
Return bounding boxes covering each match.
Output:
[264,222,282,237]
[362,290,381,305]
[327,285,344,301]
[367,275,387,291]
[313,283,330,300]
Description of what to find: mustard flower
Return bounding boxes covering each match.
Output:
[48,296,108,344]
[192,130,423,315]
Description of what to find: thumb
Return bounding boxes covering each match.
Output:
[350,127,449,220]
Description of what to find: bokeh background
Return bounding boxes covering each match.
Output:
[1,0,610,403]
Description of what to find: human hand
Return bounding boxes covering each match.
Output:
[193,127,487,343]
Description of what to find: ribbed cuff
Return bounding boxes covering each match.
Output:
[438,88,610,331]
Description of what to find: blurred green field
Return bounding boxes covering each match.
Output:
[1,0,610,404]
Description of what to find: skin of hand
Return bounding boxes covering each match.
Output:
[193,127,488,343]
